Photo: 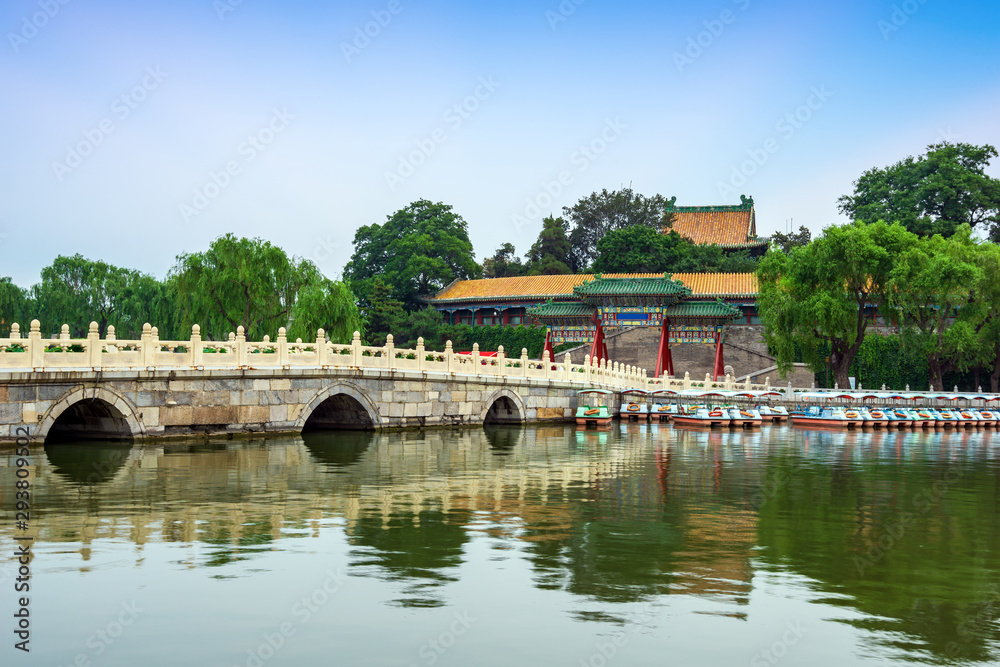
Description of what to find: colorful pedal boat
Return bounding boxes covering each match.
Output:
[672,406,730,428]
[576,389,614,426]
[789,406,863,429]
[620,402,649,421]
[728,407,763,428]
[860,408,893,428]
[756,405,788,422]
[650,403,679,422]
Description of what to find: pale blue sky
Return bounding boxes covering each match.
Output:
[1,0,998,286]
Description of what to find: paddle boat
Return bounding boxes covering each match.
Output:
[756,405,788,423]
[672,405,731,428]
[935,408,960,428]
[882,407,913,429]
[576,389,613,427]
[957,409,981,428]
[859,407,892,429]
[619,389,650,422]
[789,406,863,429]
[728,406,763,428]
[980,410,1000,427]
[650,390,679,422]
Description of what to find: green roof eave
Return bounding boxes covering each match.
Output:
[664,299,743,320]
[573,275,692,299]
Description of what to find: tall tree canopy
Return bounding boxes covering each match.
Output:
[769,225,812,253]
[482,242,524,279]
[838,142,1000,238]
[0,276,29,337]
[344,199,480,311]
[30,254,170,338]
[563,188,672,271]
[887,226,989,391]
[591,226,687,274]
[757,220,917,389]
[524,216,573,275]
[170,234,360,341]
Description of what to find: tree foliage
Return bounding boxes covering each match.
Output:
[0,277,29,337]
[757,220,917,388]
[30,254,171,338]
[171,234,358,342]
[769,225,812,253]
[344,199,481,311]
[524,216,573,275]
[563,188,672,271]
[482,243,524,279]
[838,142,1000,238]
[591,226,759,274]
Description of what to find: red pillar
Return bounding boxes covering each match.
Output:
[655,317,674,378]
[543,328,555,361]
[502,309,510,326]
[712,329,725,382]
[589,320,606,363]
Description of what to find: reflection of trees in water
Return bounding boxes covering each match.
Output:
[44,441,131,486]
[346,510,471,608]
[754,446,1000,664]
[482,424,523,454]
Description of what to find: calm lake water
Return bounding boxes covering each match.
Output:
[2,424,999,666]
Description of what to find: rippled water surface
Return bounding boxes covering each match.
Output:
[2,424,999,666]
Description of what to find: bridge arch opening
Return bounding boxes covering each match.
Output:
[303,393,376,432]
[484,393,524,425]
[45,398,134,444]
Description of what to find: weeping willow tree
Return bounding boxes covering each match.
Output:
[169,234,361,342]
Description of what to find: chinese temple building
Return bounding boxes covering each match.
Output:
[664,195,768,253]
[424,273,758,380]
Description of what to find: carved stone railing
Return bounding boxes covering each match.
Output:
[0,321,652,390]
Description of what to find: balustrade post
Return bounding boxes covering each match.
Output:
[497,345,505,377]
[87,322,101,368]
[352,331,362,367]
[472,343,480,375]
[385,334,395,371]
[584,354,591,383]
[683,371,690,389]
[236,326,247,367]
[191,325,204,367]
[522,348,529,378]
[60,324,70,341]
[416,337,425,371]
[446,340,454,373]
[28,320,42,368]
[542,350,551,379]
[316,329,328,367]
[140,323,153,367]
[9,323,19,340]
[565,352,573,381]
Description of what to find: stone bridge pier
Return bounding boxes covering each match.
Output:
[0,368,586,444]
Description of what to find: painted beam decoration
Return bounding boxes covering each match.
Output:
[669,325,724,345]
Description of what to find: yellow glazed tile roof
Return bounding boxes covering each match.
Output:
[428,273,757,302]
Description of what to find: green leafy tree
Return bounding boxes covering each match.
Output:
[362,277,406,346]
[482,243,524,278]
[0,277,30,337]
[563,188,673,271]
[769,225,812,253]
[170,234,351,341]
[30,254,171,338]
[591,226,687,273]
[344,200,481,311]
[887,226,988,391]
[524,216,573,275]
[671,244,759,273]
[757,220,917,389]
[288,278,364,344]
[838,142,1000,238]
